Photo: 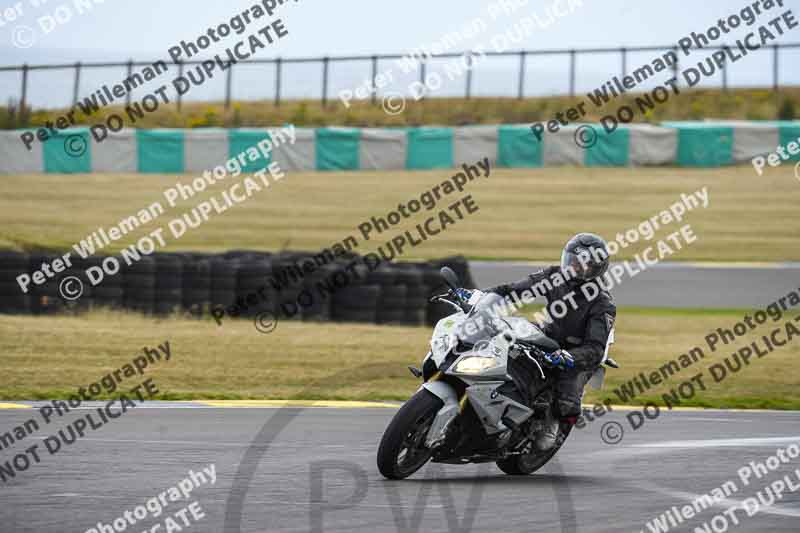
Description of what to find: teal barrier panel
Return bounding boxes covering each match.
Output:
[43,128,91,173]
[585,126,630,166]
[316,128,360,170]
[778,122,800,162]
[137,130,185,173]
[10,122,800,175]
[673,125,734,167]
[497,125,542,167]
[228,130,272,173]
[406,128,453,170]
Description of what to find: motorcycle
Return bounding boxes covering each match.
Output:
[377,267,618,479]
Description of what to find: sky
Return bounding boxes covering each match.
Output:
[0,0,798,108]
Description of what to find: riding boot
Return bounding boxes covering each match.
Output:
[534,416,559,451]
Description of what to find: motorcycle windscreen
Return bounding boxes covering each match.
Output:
[456,292,509,345]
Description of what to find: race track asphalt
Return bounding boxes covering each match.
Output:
[470,262,800,309]
[1,404,799,532]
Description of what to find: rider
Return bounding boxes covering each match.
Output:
[483,233,616,451]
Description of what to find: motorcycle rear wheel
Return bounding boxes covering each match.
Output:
[495,423,573,475]
[377,388,443,480]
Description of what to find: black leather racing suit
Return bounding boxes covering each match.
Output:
[487,265,616,419]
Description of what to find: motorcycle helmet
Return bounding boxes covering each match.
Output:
[560,233,609,281]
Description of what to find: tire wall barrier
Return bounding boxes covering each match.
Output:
[0,250,476,327]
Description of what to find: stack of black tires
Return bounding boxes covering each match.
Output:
[0,251,30,314]
[0,250,475,327]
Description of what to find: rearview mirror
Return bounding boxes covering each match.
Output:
[440,266,460,290]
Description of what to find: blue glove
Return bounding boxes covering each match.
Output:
[544,350,575,370]
[454,288,473,301]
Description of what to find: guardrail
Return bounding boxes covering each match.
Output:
[2,42,799,111]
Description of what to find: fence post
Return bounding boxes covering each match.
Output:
[125,60,133,106]
[569,49,576,97]
[275,57,282,107]
[672,46,679,87]
[371,55,378,105]
[225,63,233,110]
[465,53,473,100]
[322,56,329,107]
[773,44,779,92]
[518,51,526,99]
[722,46,728,93]
[419,59,426,100]
[621,47,627,78]
[20,64,28,113]
[72,61,81,105]
[177,61,184,112]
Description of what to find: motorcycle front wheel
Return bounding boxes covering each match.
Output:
[377,388,443,479]
[495,423,573,475]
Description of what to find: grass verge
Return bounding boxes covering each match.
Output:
[0,166,798,262]
[1,307,798,409]
[6,87,798,129]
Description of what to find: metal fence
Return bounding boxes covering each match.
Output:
[2,42,799,111]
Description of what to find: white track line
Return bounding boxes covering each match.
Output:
[633,436,800,449]
[678,418,754,422]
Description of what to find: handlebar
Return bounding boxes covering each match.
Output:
[514,342,548,379]
[427,292,450,303]
[428,290,471,314]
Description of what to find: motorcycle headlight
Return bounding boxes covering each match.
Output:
[453,356,499,374]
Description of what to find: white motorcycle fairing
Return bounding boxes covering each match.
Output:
[421,302,536,442]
